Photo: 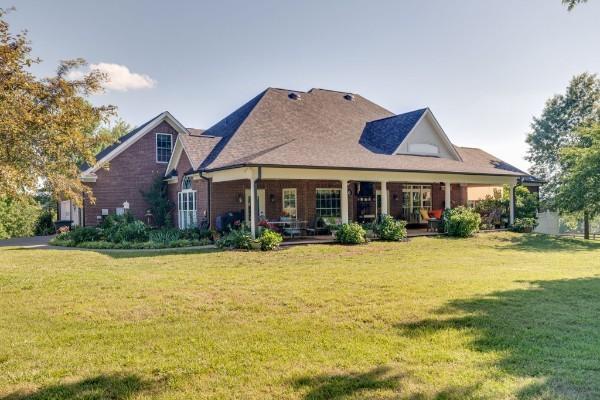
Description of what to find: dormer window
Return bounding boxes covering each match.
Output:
[406,143,439,156]
[156,133,173,163]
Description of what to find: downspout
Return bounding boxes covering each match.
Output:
[81,191,86,227]
[199,171,211,229]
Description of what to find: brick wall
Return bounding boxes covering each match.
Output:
[83,121,178,226]
[208,179,469,229]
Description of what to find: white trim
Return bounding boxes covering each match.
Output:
[80,173,97,182]
[165,136,185,175]
[155,132,173,164]
[165,176,178,184]
[82,111,189,175]
[204,167,519,186]
[316,187,343,219]
[282,188,297,218]
[392,109,463,162]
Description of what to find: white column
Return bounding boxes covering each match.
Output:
[381,181,389,216]
[444,182,452,209]
[250,177,257,238]
[341,180,349,224]
[509,184,515,225]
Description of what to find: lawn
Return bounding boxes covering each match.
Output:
[2,233,600,399]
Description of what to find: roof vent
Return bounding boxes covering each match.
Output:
[288,92,300,100]
[344,93,354,101]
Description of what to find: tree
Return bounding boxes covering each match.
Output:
[0,8,115,205]
[141,175,174,228]
[556,124,600,239]
[562,0,588,10]
[92,119,131,154]
[526,73,600,207]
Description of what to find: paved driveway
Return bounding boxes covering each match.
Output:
[0,235,54,248]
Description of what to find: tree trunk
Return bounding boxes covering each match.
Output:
[584,211,590,240]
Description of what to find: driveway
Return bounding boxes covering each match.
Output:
[0,235,54,248]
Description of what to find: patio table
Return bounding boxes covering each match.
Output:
[268,220,308,238]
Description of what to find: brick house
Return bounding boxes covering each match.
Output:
[65,88,538,236]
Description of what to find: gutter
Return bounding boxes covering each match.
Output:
[199,162,526,178]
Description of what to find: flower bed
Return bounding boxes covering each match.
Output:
[49,214,213,249]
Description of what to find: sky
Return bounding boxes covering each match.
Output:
[5,0,600,172]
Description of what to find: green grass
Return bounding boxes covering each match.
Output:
[2,233,600,399]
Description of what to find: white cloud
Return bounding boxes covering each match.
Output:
[67,63,156,92]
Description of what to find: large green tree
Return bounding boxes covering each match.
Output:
[526,73,600,207]
[0,8,116,205]
[556,124,600,238]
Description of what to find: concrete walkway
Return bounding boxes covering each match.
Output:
[0,235,54,248]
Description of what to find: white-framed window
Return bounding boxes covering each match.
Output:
[178,175,197,229]
[156,133,173,163]
[282,188,297,219]
[60,200,71,221]
[316,188,341,217]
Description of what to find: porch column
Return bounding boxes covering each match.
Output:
[250,177,257,238]
[444,182,452,209]
[341,180,349,224]
[380,181,389,216]
[509,183,515,225]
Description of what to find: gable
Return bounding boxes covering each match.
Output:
[394,110,461,161]
[81,111,189,177]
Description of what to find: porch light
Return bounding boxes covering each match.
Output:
[347,189,352,196]
[123,201,130,210]
[270,194,275,203]
[393,193,398,201]
[237,194,243,203]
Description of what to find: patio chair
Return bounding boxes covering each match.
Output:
[305,216,329,236]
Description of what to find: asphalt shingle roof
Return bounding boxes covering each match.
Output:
[359,108,427,154]
[196,88,527,177]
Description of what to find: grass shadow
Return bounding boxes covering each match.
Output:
[493,233,600,253]
[397,277,600,399]
[1,373,163,400]
[291,366,403,399]
[5,246,221,259]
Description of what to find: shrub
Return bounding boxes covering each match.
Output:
[68,226,102,244]
[103,220,149,243]
[374,216,407,241]
[149,229,181,244]
[443,207,481,237]
[512,217,538,233]
[216,227,254,250]
[335,223,367,245]
[34,210,55,235]
[0,195,41,239]
[49,237,75,247]
[258,229,283,251]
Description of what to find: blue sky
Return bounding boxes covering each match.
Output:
[6,0,600,171]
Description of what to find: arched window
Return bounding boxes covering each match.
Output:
[182,175,193,191]
[178,176,197,228]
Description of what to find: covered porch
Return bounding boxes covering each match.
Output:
[202,166,518,239]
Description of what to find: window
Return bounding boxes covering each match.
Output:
[178,176,197,229]
[282,188,297,218]
[156,133,173,163]
[407,143,439,155]
[316,189,341,217]
[60,200,71,221]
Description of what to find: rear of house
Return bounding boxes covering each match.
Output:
[62,87,539,237]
